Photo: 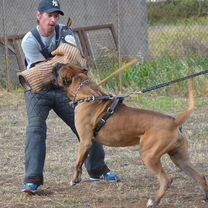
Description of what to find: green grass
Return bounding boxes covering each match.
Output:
[127,94,208,112]
[126,95,187,112]
[91,56,208,96]
[174,16,208,26]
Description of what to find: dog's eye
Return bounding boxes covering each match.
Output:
[63,78,72,86]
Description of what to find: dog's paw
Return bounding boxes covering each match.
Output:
[70,180,76,186]
[203,197,208,203]
[146,198,159,207]
[70,178,81,186]
[203,192,208,202]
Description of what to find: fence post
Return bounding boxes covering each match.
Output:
[2,0,13,92]
[117,0,122,92]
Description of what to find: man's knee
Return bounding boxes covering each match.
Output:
[27,117,47,137]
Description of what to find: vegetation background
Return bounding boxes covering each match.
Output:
[94,0,208,97]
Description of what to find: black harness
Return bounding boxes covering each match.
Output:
[74,95,124,137]
[94,96,124,137]
[33,25,60,59]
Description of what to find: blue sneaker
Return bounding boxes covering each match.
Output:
[90,171,119,182]
[21,183,39,194]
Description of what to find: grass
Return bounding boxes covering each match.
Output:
[0,88,24,106]
[127,95,187,112]
[90,56,208,97]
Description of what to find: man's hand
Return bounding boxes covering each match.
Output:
[51,47,64,56]
[50,43,87,68]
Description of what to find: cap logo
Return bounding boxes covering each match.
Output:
[52,0,58,7]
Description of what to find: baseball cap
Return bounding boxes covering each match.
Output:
[38,0,64,16]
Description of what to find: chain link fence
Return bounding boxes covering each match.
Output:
[0,0,208,92]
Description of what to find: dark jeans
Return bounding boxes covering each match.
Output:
[24,87,109,185]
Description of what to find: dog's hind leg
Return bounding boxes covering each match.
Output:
[168,140,208,202]
[143,155,172,207]
[70,139,93,186]
[140,132,173,207]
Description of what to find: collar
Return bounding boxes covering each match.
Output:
[73,94,114,107]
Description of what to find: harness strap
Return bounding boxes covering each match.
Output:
[31,24,60,59]
[94,96,124,137]
[76,94,114,105]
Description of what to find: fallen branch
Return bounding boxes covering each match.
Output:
[97,59,138,86]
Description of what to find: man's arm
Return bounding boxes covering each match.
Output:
[21,32,46,69]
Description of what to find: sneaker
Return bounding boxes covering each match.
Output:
[21,183,39,194]
[90,171,119,182]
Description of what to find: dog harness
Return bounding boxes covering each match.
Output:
[94,96,124,137]
[74,95,124,137]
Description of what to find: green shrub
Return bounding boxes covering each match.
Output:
[91,56,208,96]
[148,0,208,25]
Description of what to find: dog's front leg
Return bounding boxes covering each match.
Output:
[70,140,93,186]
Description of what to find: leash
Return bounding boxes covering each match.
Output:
[125,69,208,98]
[72,69,208,137]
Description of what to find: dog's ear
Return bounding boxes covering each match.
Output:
[67,64,82,72]
[52,63,65,78]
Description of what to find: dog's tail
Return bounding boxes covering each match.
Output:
[174,79,194,127]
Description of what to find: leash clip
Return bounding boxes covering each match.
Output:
[107,107,114,114]
[86,96,95,102]
[71,102,76,109]
[109,94,114,99]
[100,118,106,124]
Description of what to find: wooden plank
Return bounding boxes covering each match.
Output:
[12,38,25,71]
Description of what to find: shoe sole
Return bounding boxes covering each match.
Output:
[89,177,101,181]
[21,189,36,194]
[90,177,119,182]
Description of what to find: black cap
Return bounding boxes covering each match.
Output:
[38,0,64,16]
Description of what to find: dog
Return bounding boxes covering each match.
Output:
[53,63,208,207]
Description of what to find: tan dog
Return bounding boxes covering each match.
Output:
[53,63,208,207]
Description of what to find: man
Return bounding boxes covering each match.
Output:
[21,0,118,194]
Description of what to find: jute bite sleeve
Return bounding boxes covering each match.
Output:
[18,43,87,93]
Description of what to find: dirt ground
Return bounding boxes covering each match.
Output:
[0,90,208,208]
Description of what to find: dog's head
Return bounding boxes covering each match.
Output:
[53,63,105,101]
[52,63,86,87]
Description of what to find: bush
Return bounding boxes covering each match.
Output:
[93,56,208,96]
[148,0,208,25]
